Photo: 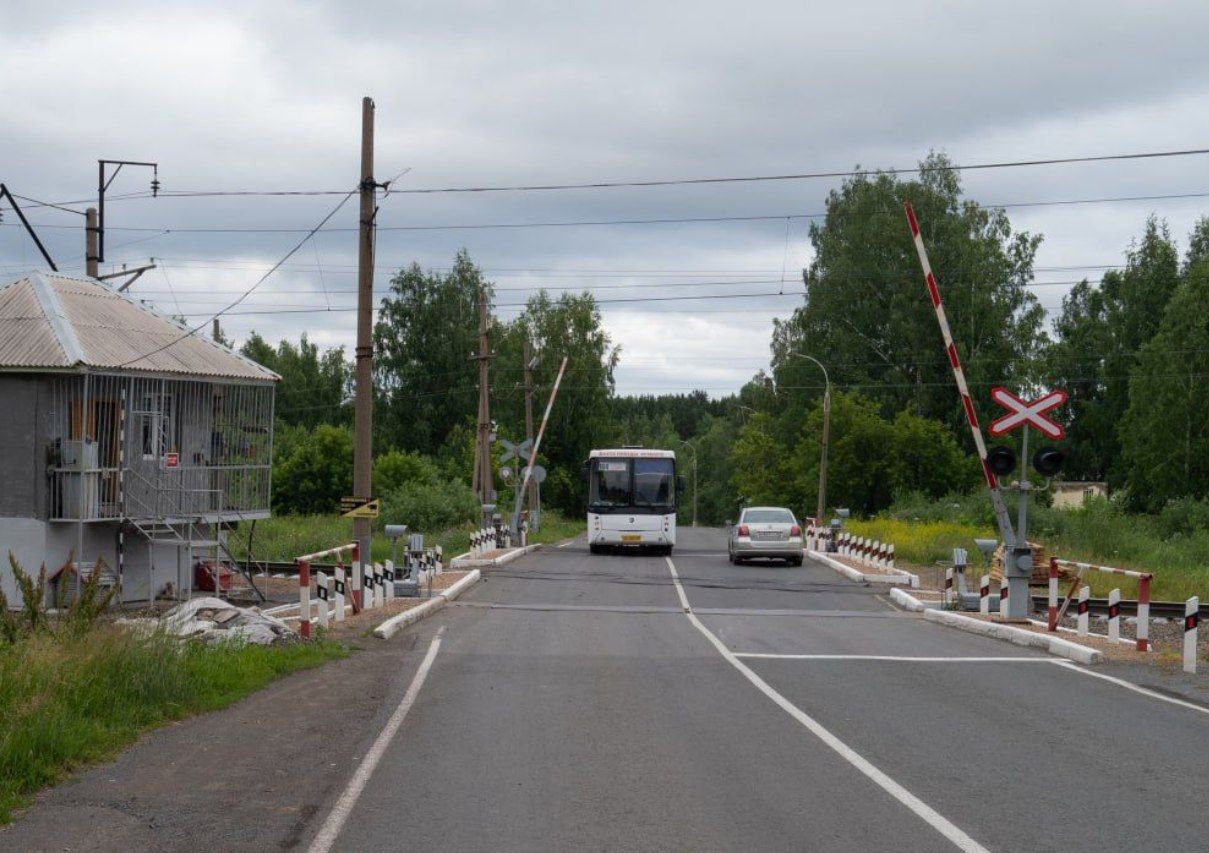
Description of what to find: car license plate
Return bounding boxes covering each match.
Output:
[622,534,642,542]
[752,531,784,541]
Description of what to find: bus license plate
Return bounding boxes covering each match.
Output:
[622,534,642,542]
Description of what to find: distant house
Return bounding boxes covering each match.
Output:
[1051,481,1108,510]
[0,271,279,607]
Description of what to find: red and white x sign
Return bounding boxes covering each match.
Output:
[988,387,1068,439]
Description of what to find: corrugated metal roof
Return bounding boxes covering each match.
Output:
[0,271,279,382]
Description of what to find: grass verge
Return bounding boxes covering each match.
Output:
[847,496,1209,600]
[0,628,346,824]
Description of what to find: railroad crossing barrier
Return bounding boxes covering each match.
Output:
[295,542,359,639]
[1185,597,1200,674]
[1049,557,1152,651]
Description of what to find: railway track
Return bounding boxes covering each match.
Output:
[1030,594,1203,619]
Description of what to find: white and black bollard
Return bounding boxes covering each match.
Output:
[1077,585,1090,636]
[979,575,990,615]
[316,571,330,629]
[334,564,346,622]
[1184,596,1199,674]
[1107,588,1121,643]
[384,560,395,602]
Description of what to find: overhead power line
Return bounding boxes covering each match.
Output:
[89,145,1209,198]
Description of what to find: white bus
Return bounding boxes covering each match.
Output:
[585,448,685,555]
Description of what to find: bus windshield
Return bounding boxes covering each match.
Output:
[588,456,676,509]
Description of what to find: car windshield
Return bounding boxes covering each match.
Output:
[743,508,796,524]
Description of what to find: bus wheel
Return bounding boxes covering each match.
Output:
[589,544,602,555]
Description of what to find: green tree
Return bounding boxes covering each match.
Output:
[272,424,354,514]
[240,332,350,428]
[374,251,486,454]
[769,153,1046,443]
[1119,259,1209,509]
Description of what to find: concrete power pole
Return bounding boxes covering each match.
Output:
[473,285,494,525]
[85,208,99,278]
[817,386,830,522]
[352,96,376,577]
[523,336,539,528]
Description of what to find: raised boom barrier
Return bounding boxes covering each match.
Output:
[1049,557,1152,651]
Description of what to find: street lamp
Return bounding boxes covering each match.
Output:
[786,352,831,524]
[678,439,699,527]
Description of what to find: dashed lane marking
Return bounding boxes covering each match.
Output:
[664,556,989,853]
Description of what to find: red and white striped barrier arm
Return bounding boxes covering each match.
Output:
[1053,558,1151,651]
[1077,585,1090,636]
[979,575,990,615]
[904,202,1015,546]
[1185,597,1199,674]
[1107,588,1121,643]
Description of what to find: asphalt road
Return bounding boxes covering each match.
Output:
[315,528,1209,852]
[5,527,1206,852]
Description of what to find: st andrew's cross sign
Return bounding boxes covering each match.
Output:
[988,387,1068,440]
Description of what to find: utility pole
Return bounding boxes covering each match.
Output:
[85,208,99,277]
[818,385,830,522]
[212,318,221,342]
[472,284,494,525]
[523,336,539,528]
[352,96,376,581]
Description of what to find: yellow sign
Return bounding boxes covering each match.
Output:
[621,533,642,542]
[341,498,380,519]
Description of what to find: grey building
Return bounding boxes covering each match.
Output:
[0,271,279,607]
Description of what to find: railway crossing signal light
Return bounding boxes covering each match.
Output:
[1032,447,1065,478]
[987,445,1017,477]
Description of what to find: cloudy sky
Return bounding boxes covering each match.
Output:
[4,1,1209,396]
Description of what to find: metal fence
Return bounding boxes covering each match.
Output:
[47,372,274,521]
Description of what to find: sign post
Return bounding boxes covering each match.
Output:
[988,387,1069,619]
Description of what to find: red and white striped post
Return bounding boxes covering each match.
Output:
[1137,575,1151,652]
[350,542,363,614]
[1077,586,1090,636]
[1184,597,1199,674]
[979,575,990,615]
[1047,557,1059,631]
[944,567,954,607]
[886,543,895,570]
[297,559,311,640]
[999,581,1008,618]
[1107,588,1121,643]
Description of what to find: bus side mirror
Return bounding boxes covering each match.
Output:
[676,475,687,494]
[583,461,591,483]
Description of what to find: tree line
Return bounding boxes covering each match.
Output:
[239,152,1209,527]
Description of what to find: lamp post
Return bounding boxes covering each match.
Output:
[787,352,831,524]
[678,439,699,527]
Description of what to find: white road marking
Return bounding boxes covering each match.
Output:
[734,653,1054,662]
[664,556,988,853]
[1053,660,1209,718]
[307,627,445,853]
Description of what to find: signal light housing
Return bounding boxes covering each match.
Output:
[1032,447,1065,478]
[987,445,1017,477]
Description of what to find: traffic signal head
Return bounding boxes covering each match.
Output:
[987,445,1017,477]
[1032,447,1065,478]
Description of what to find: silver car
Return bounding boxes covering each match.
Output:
[728,506,804,566]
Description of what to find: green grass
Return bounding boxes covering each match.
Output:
[230,511,586,564]
[847,495,1209,601]
[0,628,345,824]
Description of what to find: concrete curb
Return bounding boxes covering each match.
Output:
[372,569,482,640]
[808,551,920,588]
[889,586,1102,664]
[450,543,542,569]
